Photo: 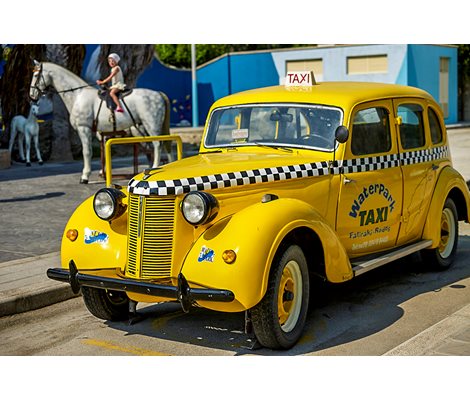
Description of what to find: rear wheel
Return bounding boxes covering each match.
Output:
[421,198,458,271]
[251,245,309,350]
[82,287,129,321]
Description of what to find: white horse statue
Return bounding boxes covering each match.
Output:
[29,61,170,183]
[9,103,43,166]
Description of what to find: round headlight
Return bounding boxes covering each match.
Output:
[181,192,218,225]
[93,188,126,221]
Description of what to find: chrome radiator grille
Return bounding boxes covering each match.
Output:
[126,193,176,279]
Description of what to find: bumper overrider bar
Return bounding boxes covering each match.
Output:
[47,260,235,312]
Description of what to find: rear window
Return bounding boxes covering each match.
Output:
[398,104,425,149]
[429,108,443,144]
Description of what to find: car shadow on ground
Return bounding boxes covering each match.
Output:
[0,191,65,203]
[104,236,470,356]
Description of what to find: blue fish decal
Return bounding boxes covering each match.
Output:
[84,228,109,244]
[198,246,215,263]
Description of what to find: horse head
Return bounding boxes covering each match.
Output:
[30,103,40,117]
[29,61,50,101]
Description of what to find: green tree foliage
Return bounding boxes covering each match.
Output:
[1,45,12,63]
[458,44,470,84]
[155,44,312,68]
[457,44,470,121]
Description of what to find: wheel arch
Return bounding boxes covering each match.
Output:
[422,166,470,247]
[275,227,327,284]
[447,186,469,222]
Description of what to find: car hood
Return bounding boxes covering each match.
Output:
[128,151,332,196]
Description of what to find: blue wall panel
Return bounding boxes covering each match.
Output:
[137,59,192,125]
[230,53,278,93]
[197,56,230,125]
[407,44,457,124]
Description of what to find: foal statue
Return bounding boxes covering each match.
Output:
[9,103,43,166]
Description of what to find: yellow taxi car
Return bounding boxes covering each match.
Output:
[47,73,470,350]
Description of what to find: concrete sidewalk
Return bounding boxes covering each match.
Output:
[0,252,78,317]
[384,303,470,356]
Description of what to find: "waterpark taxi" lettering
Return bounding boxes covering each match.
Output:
[349,184,396,226]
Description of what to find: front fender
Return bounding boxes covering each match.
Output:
[181,198,352,312]
[422,166,470,247]
[61,196,128,271]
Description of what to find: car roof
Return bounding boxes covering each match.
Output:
[211,82,436,111]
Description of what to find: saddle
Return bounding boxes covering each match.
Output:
[93,87,143,135]
[98,87,133,111]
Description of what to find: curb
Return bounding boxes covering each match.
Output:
[0,284,79,318]
[0,252,79,318]
[383,303,470,356]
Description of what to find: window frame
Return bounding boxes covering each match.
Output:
[203,102,344,153]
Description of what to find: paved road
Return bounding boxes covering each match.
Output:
[1,241,468,356]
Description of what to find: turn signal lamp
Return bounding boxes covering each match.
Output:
[222,250,237,264]
[66,229,78,242]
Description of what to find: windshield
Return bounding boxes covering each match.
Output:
[205,103,343,152]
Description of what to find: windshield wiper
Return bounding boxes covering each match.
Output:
[201,147,238,154]
[200,149,223,154]
[253,142,293,153]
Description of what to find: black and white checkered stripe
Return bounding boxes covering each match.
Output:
[340,154,401,174]
[129,161,330,196]
[128,145,449,196]
[400,145,449,166]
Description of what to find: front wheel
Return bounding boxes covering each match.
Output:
[251,245,309,350]
[82,287,129,321]
[421,198,458,271]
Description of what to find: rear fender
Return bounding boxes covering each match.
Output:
[422,166,470,247]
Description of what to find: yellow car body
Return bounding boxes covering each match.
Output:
[49,80,470,349]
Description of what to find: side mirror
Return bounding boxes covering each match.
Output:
[335,125,349,143]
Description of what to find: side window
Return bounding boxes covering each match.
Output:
[398,104,425,149]
[351,107,391,155]
[428,108,443,144]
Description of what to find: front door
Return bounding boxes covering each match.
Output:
[336,100,403,257]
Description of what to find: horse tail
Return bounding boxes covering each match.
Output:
[160,91,171,135]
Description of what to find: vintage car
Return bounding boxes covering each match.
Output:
[47,74,470,350]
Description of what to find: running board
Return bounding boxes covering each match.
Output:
[352,240,433,277]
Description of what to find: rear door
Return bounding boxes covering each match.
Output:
[393,99,440,245]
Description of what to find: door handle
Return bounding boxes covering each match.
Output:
[344,177,355,184]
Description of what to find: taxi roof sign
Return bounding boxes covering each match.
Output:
[285,71,316,87]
